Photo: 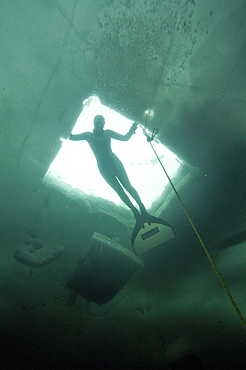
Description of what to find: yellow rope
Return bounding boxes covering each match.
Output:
[149,141,246,329]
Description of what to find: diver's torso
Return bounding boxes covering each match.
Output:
[87,130,119,168]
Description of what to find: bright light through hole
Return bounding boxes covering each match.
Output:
[44,96,180,209]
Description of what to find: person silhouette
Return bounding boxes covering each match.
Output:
[69,115,149,222]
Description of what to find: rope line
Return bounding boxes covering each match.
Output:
[148,139,246,329]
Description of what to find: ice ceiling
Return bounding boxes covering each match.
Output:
[1,0,244,237]
[0,0,241,237]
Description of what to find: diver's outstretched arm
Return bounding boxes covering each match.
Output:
[69,132,91,141]
[108,123,138,141]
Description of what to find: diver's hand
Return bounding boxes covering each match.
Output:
[131,122,138,133]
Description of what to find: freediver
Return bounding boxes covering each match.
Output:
[69,115,149,223]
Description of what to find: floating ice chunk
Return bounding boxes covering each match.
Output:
[66,232,144,304]
[14,239,66,267]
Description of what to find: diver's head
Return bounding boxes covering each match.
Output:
[93,115,105,131]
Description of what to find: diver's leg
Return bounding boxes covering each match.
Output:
[99,167,140,219]
[115,161,148,216]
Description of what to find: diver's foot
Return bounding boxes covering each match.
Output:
[140,209,152,225]
[134,213,146,229]
[137,217,146,229]
[132,208,144,228]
